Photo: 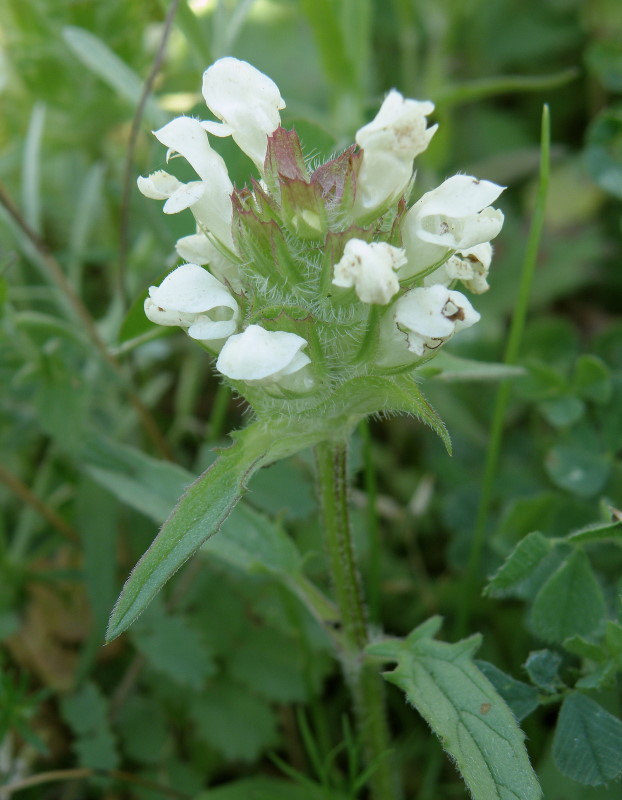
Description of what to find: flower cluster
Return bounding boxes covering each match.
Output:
[139,57,504,412]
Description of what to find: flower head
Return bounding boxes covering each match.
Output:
[144,264,239,343]
[424,242,493,294]
[354,90,436,217]
[333,239,406,305]
[202,57,285,171]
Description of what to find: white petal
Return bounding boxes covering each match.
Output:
[201,120,235,137]
[394,285,480,355]
[144,297,198,328]
[162,181,205,214]
[414,175,504,218]
[175,233,215,265]
[137,171,183,200]
[148,263,238,317]
[154,116,231,184]
[354,89,436,214]
[187,317,238,342]
[202,57,285,170]
[333,239,405,305]
[216,325,309,382]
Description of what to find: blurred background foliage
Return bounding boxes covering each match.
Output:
[1,0,622,797]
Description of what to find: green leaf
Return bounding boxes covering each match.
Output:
[85,435,193,525]
[62,26,165,126]
[538,395,585,427]
[117,695,169,765]
[545,444,610,498]
[60,682,119,770]
[368,618,542,800]
[566,519,622,544]
[422,352,526,382]
[573,355,612,405]
[553,693,622,785]
[475,661,540,721]
[106,418,335,641]
[204,502,302,577]
[485,531,553,596]
[585,107,622,200]
[531,549,606,643]
[524,650,563,693]
[193,777,345,800]
[131,611,216,689]
[190,680,278,763]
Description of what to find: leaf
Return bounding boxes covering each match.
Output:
[553,693,622,785]
[545,444,610,498]
[475,661,540,721]
[573,355,612,405]
[193,777,345,800]
[204,502,302,577]
[190,680,278,763]
[524,650,563,693]
[566,519,622,544]
[531,550,606,643]
[106,418,336,641]
[62,26,165,126]
[485,532,553,596]
[422,352,526,382]
[369,618,542,800]
[60,682,119,770]
[131,611,216,689]
[84,435,193,525]
[585,108,622,200]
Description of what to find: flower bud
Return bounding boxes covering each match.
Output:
[333,239,406,305]
[354,90,437,218]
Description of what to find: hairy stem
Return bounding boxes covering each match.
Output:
[314,439,399,800]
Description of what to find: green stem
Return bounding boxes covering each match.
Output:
[458,105,551,636]
[314,439,399,800]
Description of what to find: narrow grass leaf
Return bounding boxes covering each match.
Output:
[369,618,542,800]
[21,102,45,234]
[62,26,165,126]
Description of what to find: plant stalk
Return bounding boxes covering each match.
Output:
[314,439,399,800]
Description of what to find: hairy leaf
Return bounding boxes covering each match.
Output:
[369,617,542,800]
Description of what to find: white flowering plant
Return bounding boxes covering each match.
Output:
[107,57,542,800]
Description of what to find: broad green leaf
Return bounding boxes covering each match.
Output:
[190,679,278,763]
[538,394,584,427]
[60,682,119,770]
[524,650,563,693]
[117,695,169,766]
[573,354,612,405]
[553,693,622,785]
[485,531,552,595]
[545,444,610,498]
[193,777,346,800]
[475,661,539,721]
[131,611,215,689]
[531,549,606,643]
[369,618,542,800]
[62,26,165,126]
[585,108,622,200]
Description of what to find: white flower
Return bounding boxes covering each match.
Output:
[401,175,504,278]
[216,324,311,386]
[176,233,244,291]
[139,117,235,250]
[424,242,493,294]
[378,284,480,365]
[144,263,239,343]
[202,57,285,171]
[332,239,406,305]
[354,90,437,217]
